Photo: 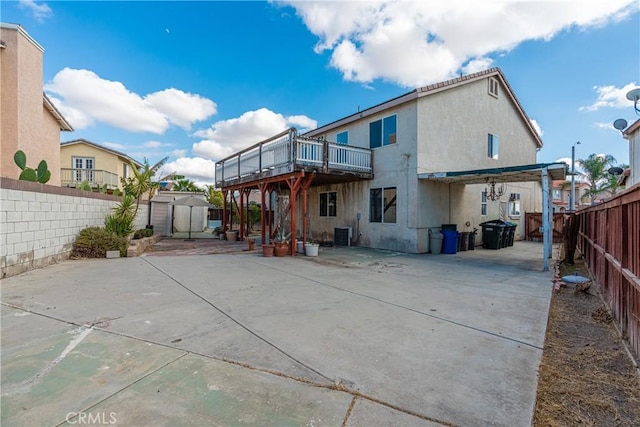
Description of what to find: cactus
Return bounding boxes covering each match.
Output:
[13,150,51,184]
[78,180,92,191]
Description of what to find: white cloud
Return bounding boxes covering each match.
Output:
[192,108,317,160]
[18,0,53,22]
[158,157,217,185]
[171,149,187,158]
[102,142,127,150]
[280,0,636,88]
[44,68,216,133]
[143,140,171,149]
[530,119,543,137]
[145,88,217,130]
[579,82,639,111]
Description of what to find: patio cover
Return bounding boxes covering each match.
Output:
[418,162,568,271]
[417,162,567,184]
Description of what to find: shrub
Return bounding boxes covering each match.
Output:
[104,194,136,237]
[71,227,128,258]
[133,228,153,239]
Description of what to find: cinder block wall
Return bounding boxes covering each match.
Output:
[0,178,149,278]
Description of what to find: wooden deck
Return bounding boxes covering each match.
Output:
[215,128,373,189]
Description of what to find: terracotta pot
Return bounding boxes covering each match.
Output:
[262,244,275,257]
[274,243,288,257]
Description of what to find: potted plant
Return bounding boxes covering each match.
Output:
[273,228,290,257]
[305,241,319,256]
[262,243,274,257]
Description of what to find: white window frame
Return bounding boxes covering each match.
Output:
[319,191,337,217]
[369,114,397,149]
[481,190,487,216]
[508,193,521,217]
[488,134,499,159]
[488,77,499,98]
[72,156,95,183]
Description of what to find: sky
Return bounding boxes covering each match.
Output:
[2,0,639,186]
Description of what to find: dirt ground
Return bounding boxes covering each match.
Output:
[533,254,640,426]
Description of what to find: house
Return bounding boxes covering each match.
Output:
[60,139,143,191]
[624,118,640,188]
[216,68,565,254]
[551,179,591,212]
[0,23,73,185]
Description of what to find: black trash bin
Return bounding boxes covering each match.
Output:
[480,221,503,250]
[468,228,478,250]
[507,223,517,246]
[460,231,470,251]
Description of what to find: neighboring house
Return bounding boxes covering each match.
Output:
[624,118,640,188]
[216,68,562,253]
[60,139,143,191]
[0,23,73,185]
[551,180,591,212]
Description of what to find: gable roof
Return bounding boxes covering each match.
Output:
[60,139,143,168]
[43,93,73,131]
[624,118,640,137]
[304,67,543,148]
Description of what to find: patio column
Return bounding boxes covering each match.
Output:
[542,167,550,271]
[222,189,229,232]
[239,187,245,241]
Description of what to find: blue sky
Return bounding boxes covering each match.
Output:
[3,0,639,185]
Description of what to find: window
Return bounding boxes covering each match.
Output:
[369,187,397,223]
[488,77,499,97]
[552,189,561,200]
[508,193,521,217]
[481,190,487,216]
[73,157,94,182]
[123,163,131,179]
[488,134,499,159]
[319,192,337,217]
[369,115,397,148]
[336,131,348,145]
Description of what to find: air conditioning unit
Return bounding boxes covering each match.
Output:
[334,227,352,246]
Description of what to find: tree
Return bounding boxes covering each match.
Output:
[577,153,615,204]
[173,178,199,192]
[203,185,224,207]
[121,157,169,216]
[598,163,629,197]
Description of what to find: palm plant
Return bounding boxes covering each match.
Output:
[173,178,199,192]
[121,157,169,216]
[203,185,224,207]
[577,153,615,204]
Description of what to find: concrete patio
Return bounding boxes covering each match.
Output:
[1,241,554,426]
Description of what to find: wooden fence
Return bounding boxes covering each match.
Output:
[576,184,640,359]
[525,212,564,243]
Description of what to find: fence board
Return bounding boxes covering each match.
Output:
[576,184,640,360]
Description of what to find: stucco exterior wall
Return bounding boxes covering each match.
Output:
[60,143,131,190]
[0,25,65,185]
[0,178,148,278]
[297,73,542,253]
[416,78,538,173]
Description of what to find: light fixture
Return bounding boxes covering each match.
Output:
[485,178,505,201]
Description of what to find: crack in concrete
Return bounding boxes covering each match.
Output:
[53,352,188,427]
[341,396,358,427]
[257,260,544,351]
[3,302,456,426]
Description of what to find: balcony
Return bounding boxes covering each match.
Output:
[215,128,373,188]
[60,168,120,189]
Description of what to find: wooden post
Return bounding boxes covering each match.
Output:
[542,167,550,271]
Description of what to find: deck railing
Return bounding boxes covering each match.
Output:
[215,128,372,186]
[576,184,640,359]
[60,168,120,188]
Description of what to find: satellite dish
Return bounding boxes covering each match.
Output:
[625,88,640,101]
[613,118,628,131]
[608,166,624,176]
